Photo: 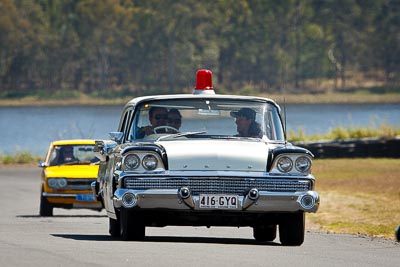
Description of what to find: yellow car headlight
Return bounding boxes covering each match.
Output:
[47,178,67,189]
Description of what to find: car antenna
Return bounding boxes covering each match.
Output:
[283,97,287,145]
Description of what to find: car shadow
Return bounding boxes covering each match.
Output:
[17,214,107,218]
[51,234,280,246]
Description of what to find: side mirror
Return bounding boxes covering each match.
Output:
[109,132,124,143]
[38,161,47,168]
[94,140,118,160]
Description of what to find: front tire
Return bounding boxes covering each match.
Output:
[109,217,120,238]
[39,192,53,217]
[120,209,145,241]
[253,224,277,241]
[279,212,305,246]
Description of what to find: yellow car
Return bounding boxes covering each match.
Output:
[39,139,102,216]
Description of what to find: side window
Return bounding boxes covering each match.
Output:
[264,109,285,141]
[119,109,132,142]
[127,109,149,140]
[119,111,130,133]
[48,147,58,166]
[264,112,272,139]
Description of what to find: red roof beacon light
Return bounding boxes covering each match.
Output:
[193,69,215,95]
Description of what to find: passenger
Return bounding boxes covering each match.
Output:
[138,106,168,137]
[230,108,262,137]
[167,108,182,131]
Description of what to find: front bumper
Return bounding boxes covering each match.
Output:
[42,192,102,208]
[112,188,320,213]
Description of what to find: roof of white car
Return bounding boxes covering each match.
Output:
[124,93,280,109]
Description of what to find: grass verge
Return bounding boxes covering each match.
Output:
[0,152,41,165]
[0,92,400,106]
[308,158,400,240]
[288,124,400,141]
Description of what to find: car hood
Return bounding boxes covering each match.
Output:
[159,140,269,171]
[44,165,99,178]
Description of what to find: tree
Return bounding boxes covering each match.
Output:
[373,0,400,85]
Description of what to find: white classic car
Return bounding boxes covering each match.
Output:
[92,69,319,245]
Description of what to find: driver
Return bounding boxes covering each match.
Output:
[167,108,182,131]
[138,106,168,137]
[50,146,79,165]
[61,146,79,163]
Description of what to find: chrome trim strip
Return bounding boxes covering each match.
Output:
[42,192,77,198]
[118,170,316,180]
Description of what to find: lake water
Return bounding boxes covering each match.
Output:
[1,103,399,156]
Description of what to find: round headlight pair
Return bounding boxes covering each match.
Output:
[276,156,311,173]
[123,153,159,171]
[47,178,67,189]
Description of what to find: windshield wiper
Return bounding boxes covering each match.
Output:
[207,135,262,140]
[208,135,240,139]
[156,131,207,141]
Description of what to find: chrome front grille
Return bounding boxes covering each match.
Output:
[124,177,311,194]
[65,179,96,190]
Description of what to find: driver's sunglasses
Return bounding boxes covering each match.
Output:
[168,118,181,124]
[154,114,168,120]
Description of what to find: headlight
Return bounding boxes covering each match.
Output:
[277,156,293,173]
[295,156,311,173]
[142,154,158,170]
[47,178,67,189]
[124,154,140,170]
[122,152,164,172]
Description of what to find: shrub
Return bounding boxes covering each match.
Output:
[0,152,41,164]
[288,124,399,142]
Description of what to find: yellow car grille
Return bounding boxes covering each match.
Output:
[64,179,96,190]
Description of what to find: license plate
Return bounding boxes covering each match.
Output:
[199,194,238,209]
[76,194,95,202]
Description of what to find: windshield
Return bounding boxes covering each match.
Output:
[127,99,284,142]
[48,144,99,166]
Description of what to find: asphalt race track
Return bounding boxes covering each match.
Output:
[0,167,398,267]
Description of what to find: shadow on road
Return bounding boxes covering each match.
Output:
[51,234,280,246]
[17,214,107,218]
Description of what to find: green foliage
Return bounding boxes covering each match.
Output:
[0,0,399,96]
[90,89,134,99]
[330,127,351,140]
[288,128,308,142]
[0,90,35,99]
[288,123,400,141]
[356,87,400,95]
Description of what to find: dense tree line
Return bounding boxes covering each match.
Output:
[0,0,399,97]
